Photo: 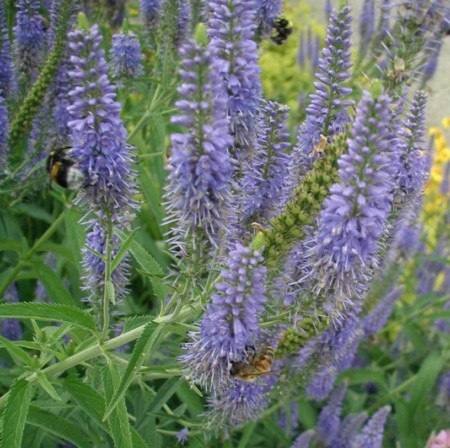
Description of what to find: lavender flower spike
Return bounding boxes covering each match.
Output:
[165,39,234,257]
[284,6,353,204]
[67,25,137,214]
[359,0,375,47]
[208,0,262,158]
[352,406,391,448]
[110,32,144,79]
[0,92,8,168]
[240,100,290,225]
[0,2,15,98]
[140,0,161,27]
[180,244,267,392]
[316,385,347,445]
[13,0,45,85]
[304,91,398,320]
[255,0,282,39]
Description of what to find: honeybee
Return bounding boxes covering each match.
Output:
[46,147,85,190]
[230,344,276,382]
[312,134,328,156]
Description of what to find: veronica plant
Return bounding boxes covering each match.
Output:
[0,1,15,99]
[110,32,144,79]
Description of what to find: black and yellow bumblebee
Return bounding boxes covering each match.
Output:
[46,147,85,190]
[271,16,293,45]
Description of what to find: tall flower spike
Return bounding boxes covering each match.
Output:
[165,39,234,258]
[284,6,353,204]
[0,2,15,98]
[110,32,143,79]
[359,0,375,47]
[67,25,137,303]
[0,92,8,168]
[240,100,290,226]
[396,90,428,199]
[175,0,191,46]
[352,406,391,448]
[13,0,45,86]
[301,92,397,320]
[334,412,367,448]
[292,430,315,448]
[67,25,137,213]
[316,385,347,446]
[255,0,282,39]
[179,244,267,392]
[208,0,262,159]
[140,0,162,28]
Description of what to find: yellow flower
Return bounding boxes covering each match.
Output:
[442,117,450,128]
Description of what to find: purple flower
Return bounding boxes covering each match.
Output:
[175,0,191,46]
[1,284,22,341]
[325,0,332,21]
[292,430,314,448]
[334,412,367,448]
[0,93,8,167]
[175,427,189,444]
[362,287,403,336]
[240,100,290,225]
[284,6,353,204]
[301,92,397,320]
[140,0,162,27]
[378,0,390,42]
[279,401,299,435]
[67,25,137,214]
[0,2,15,98]
[207,0,262,158]
[437,371,450,411]
[316,385,347,445]
[297,32,305,67]
[165,39,234,257]
[180,244,267,392]
[255,0,282,39]
[352,406,391,448]
[359,0,375,47]
[13,0,45,84]
[110,32,143,79]
[396,91,428,198]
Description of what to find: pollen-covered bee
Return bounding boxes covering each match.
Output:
[230,344,276,382]
[46,148,85,190]
[270,16,293,45]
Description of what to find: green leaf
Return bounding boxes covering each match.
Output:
[0,336,32,365]
[0,303,96,331]
[116,230,167,300]
[105,280,116,306]
[102,365,133,448]
[175,381,204,417]
[396,399,418,448]
[0,379,33,448]
[33,262,75,305]
[103,323,164,420]
[340,368,388,390]
[409,352,444,417]
[27,406,91,448]
[11,204,53,224]
[237,422,257,448]
[111,228,138,271]
[145,377,181,415]
[62,377,147,448]
[64,207,84,267]
[36,373,62,402]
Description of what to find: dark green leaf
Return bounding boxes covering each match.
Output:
[0,379,33,448]
[111,228,138,271]
[33,262,75,305]
[0,336,32,365]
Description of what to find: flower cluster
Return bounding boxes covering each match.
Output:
[165,39,234,258]
[0,92,8,167]
[284,6,353,203]
[140,0,162,28]
[255,0,282,40]
[0,1,15,98]
[180,244,267,392]
[110,32,143,79]
[208,0,262,158]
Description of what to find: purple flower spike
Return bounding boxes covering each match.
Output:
[240,100,290,225]
[110,32,144,79]
[180,244,267,392]
[316,385,347,445]
[256,0,282,39]
[140,0,161,27]
[292,430,315,448]
[325,0,332,21]
[284,6,353,203]
[165,39,234,257]
[0,93,8,167]
[13,0,45,84]
[175,427,189,444]
[352,406,391,448]
[304,92,398,321]
[359,0,375,47]
[67,25,137,214]
[396,90,428,198]
[208,0,262,158]
[0,2,16,98]
[334,412,367,448]
[175,0,191,46]
[2,284,23,341]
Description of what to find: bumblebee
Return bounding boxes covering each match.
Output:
[46,148,85,190]
[230,344,276,382]
[271,16,293,45]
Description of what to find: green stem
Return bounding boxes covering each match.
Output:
[0,208,67,297]
[102,219,114,337]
